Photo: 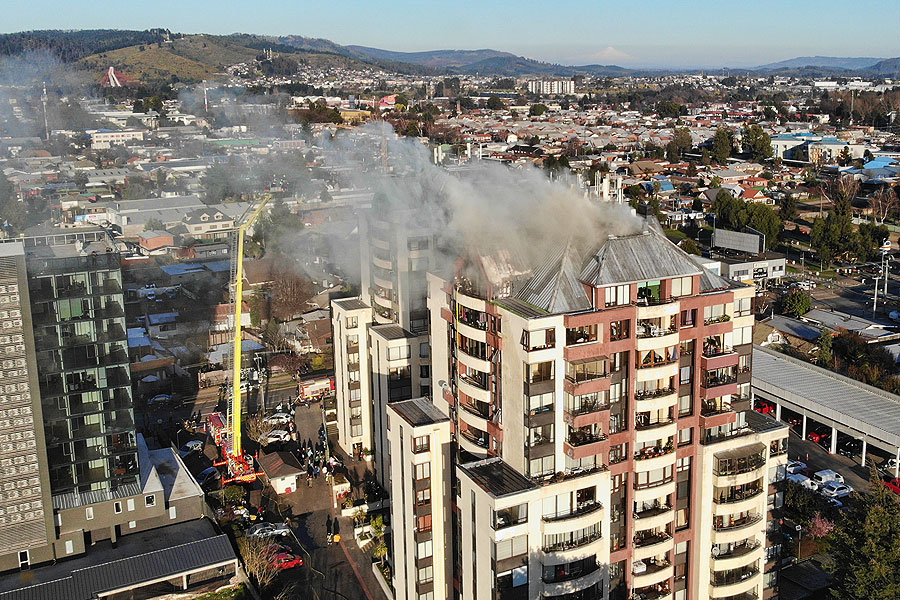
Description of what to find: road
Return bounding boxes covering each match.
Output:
[786,431,870,493]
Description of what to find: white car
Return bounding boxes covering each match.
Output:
[786,460,806,474]
[265,430,290,444]
[820,482,853,498]
[263,413,292,425]
[882,458,899,475]
[811,469,845,488]
[179,440,204,457]
[787,473,818,491]
[247,522,291,538]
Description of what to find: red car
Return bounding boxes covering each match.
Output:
[807,427,831,443]
[754,401,775,414]
[884,478,900,495]
[272,552,304,570]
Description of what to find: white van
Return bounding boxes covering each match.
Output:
[810,469,844,488]
[787,473,818,491]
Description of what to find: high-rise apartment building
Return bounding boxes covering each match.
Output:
[527,79,576,96]
[414,226,787,600]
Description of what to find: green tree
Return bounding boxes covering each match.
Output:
[674,127,692,156]
[711,126,734,164]
[779,195,798,223]
[838,146,853,166]
[529,104,548,117]
[712,189,743,229]
[743,202,781,250]
[828,471,900,600]
[700,149,712,165]
[143,218,165,232]
[224,485,245,505]
[680,238,701,255]
[741,123,773,162]
[665,141,679,163]
[782,288,812,318]
[0,173,25,234]
[486,95,504,110]
[816,329,833,367]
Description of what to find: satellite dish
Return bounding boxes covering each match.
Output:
[711,546,721,557]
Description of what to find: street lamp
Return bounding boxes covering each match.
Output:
[796,523,803,560]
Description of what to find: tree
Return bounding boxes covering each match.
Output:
[712,189,743,229]
[673,127,692,156]
[486,95,504,110]
[743,202,781,250]
[224,485,245,505]
[816,329,833,367]
[827,470,900,600]
[686,162,698,177]
[373,540,388,567]
[269,264,315,320]
[529,104,548,117]
[808,511,834,539]
[869,187,898,224]
[741,123,773,162]
[143,218,165,232]
[680,238,701,255]
[665,141,679,163]
[0,172,25,234]
[238,537,280,590]
[782,288,812,318]
[711,126,733,164]
[838,145,853,166]
[779,195,798,223]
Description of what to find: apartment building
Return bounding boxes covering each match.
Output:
[527,80,576,96]
[0,231,233,593]
[331,200,433,482]
[386,398,452,600]
[420,225,788,600]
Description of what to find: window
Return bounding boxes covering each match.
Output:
[527,391,554,414]
[521,328,555,351]
[348,370,360,383]
[347,334,359,346]
[528,424,554,447]
[129,520,137,528]
[494,535,528,560]
[416,539,433,559]
[418,565,434,584]
[492,504,527,529]
[566,324,599,345]
[678,394,693,417]
[679,365,693,385]
[419,593,434,600]
[127,499,135,511]
[525,361,554,383]
[416,489,431,506]
[145,494,156,508]
[417,514,432,532]
[414,463,431,481]
[680,309,695,327]
[420,365,430,378]
[703,304,728,324]
[733,326,752,346]
[114,501,122,514]
[419,342,430,358]
[413,435,430,453]
[169,506,177,519]
[346,316,358,329]
[18,550,29,570]
[671,276,693,298]
[609,320,629,341]
[678,427,692,446]
[388,345,410,361]
[65,540,74,554]
[408,236,430,251]
[351,424,362,437]
[409,256,430,271]
[529,455,555,478]
[679,339,695,355]
[734,296,752,317]
[85,507,94,520]
[605,284,630,307]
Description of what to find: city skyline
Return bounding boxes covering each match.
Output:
[2,0,899,68]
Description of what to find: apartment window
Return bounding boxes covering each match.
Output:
[525,361,554,383]
[85,507,94,520]
[114,501,122,514]
[529,455,555,478]
[678,427,692,446]
[417,514,433,532]
[418,565,434,584]
[389,366,410,380]
[348,334,359,346]
[65,540,74,554]
[679,339,695,355]
[416,539,433,559]
[494,535,528,560]
[733,326,752,346]
[408,236,430,251]
[413,435,430,453]
[351,424,362,437]
[388,345,410,361]
[349,388,362,402]
[609,320,629,341]
[418,593,434,600]
[679,365,692,385]
[734,296,752,317]
[409,256,430,271]
[129,520,137,528]
[527,391,554,414]
[678,394,693,417]
[492,503,527,529]
[528,424,554,447]
[419,342,430,358]
[416,489,431,506]
[17,550,29,570]
[521,328,555,351]
[414,463,431,481]
[145,494,156,507]
[703,304,728,324]
[605,284,631,307]
[671,276,693,298]
[127,499,135,511]
[420,365,430,378]
[346,316,358,329]
[680,309,695,327]
[169,506,177,520]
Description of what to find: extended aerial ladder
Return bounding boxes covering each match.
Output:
[210,195,271,482]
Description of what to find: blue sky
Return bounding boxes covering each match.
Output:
[4,0,899,68]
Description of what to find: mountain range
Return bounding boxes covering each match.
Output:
[756,56,886,71]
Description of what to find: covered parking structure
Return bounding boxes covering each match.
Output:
[752,344,900,476]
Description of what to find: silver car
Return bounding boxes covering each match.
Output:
[247,522,291,538]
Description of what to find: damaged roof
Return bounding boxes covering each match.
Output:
[580,229,703,286]
[515,240,591,314]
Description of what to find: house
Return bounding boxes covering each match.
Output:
[137,230,175,253]
[183,207,234,240]
[258,452,304,495]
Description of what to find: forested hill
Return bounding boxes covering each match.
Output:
[0,29,177,62]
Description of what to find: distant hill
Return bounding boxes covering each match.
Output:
[0,29,169,62]
[757,56,884,70]
[346,46,514,68]
[865,57,900,75]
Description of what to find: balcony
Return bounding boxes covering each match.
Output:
[542,500,603,523]
[459,371,489,391]
[633,505,674,531]
[704,314,732,326]
[632,585,672,600]
[634,444,675,463]
[714,486,764,506]
[633,531,672,550]
[564,401,609,428]
[701,349,739,371]
[714,514,763,533]
[710,565,760,589]
[702,375,739,399]
[635,388,676,401]
[565,431,606,460]
[634,504,672,521]
[635,417,675,432]
[636,324,677,339]
[541,559,600,584]
[459,427,489,449]
[633,559,673,589]
[700,404,737,429]
[542,530,602,553]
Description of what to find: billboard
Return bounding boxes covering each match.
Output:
[712,228,763,254]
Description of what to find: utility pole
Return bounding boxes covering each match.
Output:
[40,82,49,141]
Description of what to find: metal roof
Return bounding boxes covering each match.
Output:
[370,324,414,340]
[752,345,900,450]
[332,297,369,311]
[580,230,703,287]
[458,458,537,498]
[515,241,591,315]
[390,397,449,427]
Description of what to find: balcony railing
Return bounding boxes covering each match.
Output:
[634,504,672,520]
[636,325,677,339]
[635,418,675,431]
[634,444,674,461]
[631,586,672,600]
[713,540,761,560]
[541,559,600,584]
[460,400,493,421]
[566,400,610,416]
[714,455,766,477]
[459,371,490,391]
[714,487,764,505]
[568,431,606,447]
[460,428,488,448]
[714,514,762,532]
[542,530,602,553]
[704,374,738,388]
[635,559,671,577]
[703,346,734,358]
[637,357,678,370]
[634,531,672,549]
[711,565,759,587]
[542,500,603,522]
[704,314,731,326]
[635,388,675,400]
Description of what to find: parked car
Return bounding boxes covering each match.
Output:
[787,473,818,491]
[881,458,899,476]
[786,460,807,474]
[179,440,204,457]
[837,439,862,457]
[807,427,831,444]
[198,467,222,491]
[265,430,291,445]
[811,469,845,488]
[820,482,853,498]
[754,400,775,414]
[884,478,900,495]
[263,413,292,425]
[247,522,291,539]
[271,552,304,570]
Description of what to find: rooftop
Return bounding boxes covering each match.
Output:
[390,397,449,428]
[332,297,370,311]
[370,324,414,340]
[458,457,537,498]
